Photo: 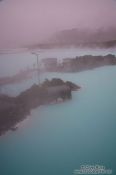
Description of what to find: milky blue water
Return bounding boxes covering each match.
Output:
[0,65,116,175]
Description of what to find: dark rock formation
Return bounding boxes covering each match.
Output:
[0,78,80,136]
[60,54,116,72]
[66,81,80,91]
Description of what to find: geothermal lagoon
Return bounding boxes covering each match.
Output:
[0,48,116,175]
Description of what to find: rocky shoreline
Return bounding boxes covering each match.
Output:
[54,54,116,72]
[0,54,116,86]
[0,78,80,136]
[1,54,115,136]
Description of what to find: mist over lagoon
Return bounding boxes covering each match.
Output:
[0,60,116,175]
[0,0,116,174]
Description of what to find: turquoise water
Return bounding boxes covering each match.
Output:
[0,66,116,175]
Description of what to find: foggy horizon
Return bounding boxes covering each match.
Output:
[0,0,116,49]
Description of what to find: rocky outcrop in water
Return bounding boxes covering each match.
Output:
[59,54,116,72]
[0,78,80,136]
[41,54,116,72]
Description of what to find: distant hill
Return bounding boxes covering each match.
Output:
[51,28,116,44]
[100,39,116,48]
[27,27,116,49]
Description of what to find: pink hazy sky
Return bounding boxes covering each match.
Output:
[0,0,116,48]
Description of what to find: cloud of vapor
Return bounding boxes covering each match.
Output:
[0,0,116,48]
